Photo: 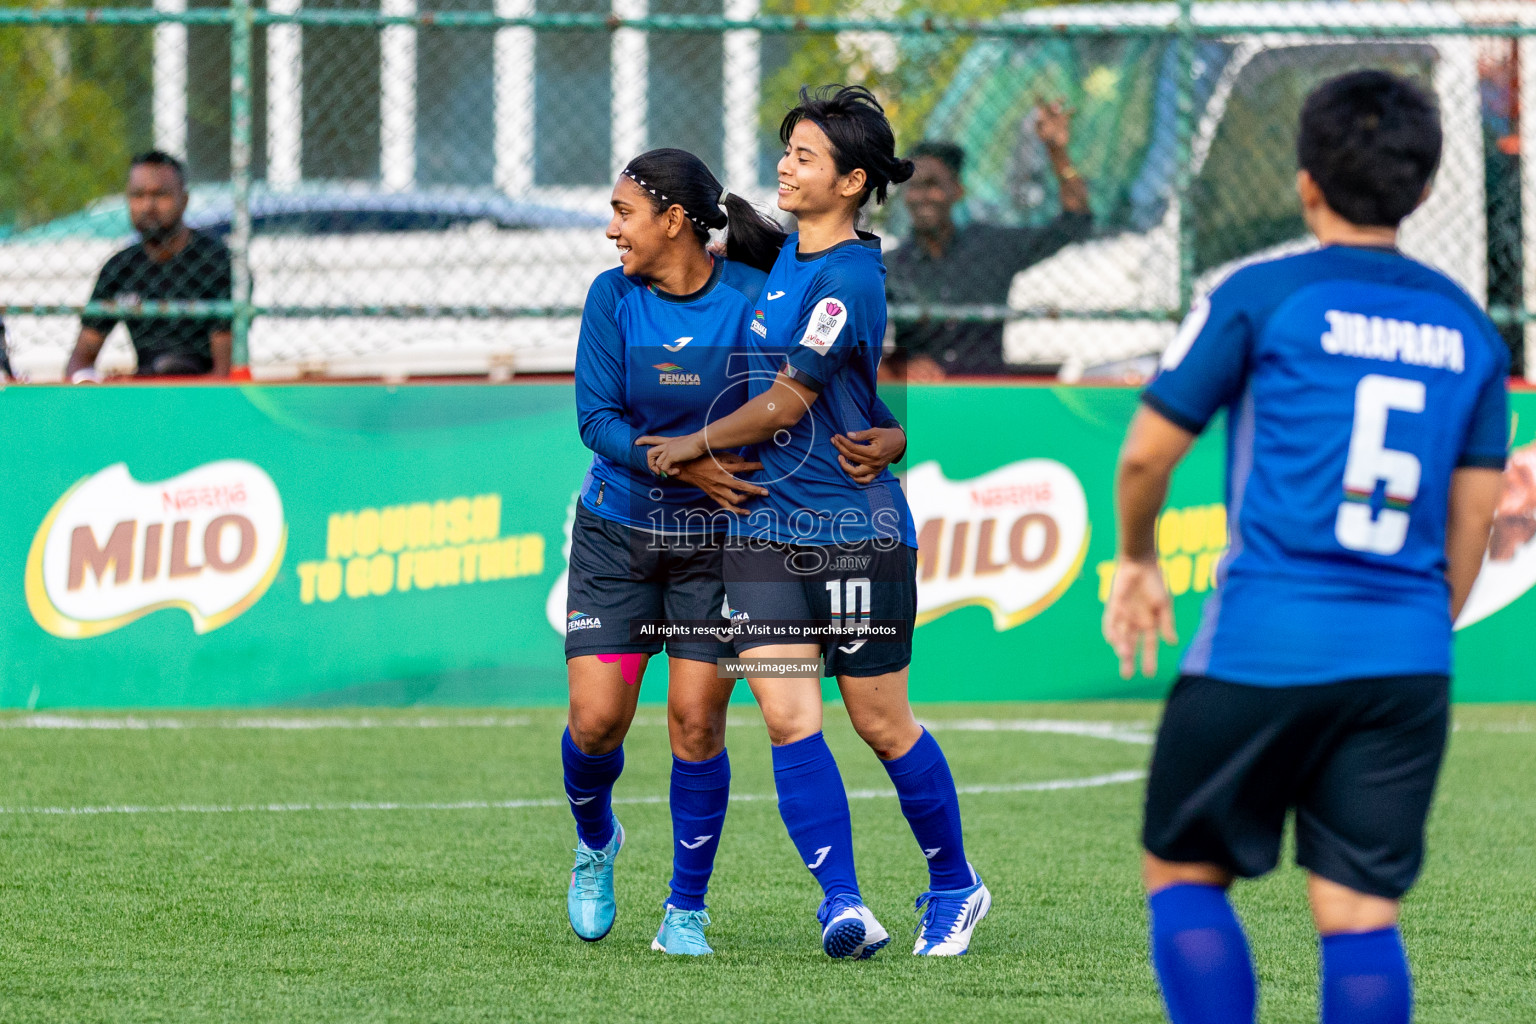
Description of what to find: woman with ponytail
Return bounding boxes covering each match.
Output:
[643,86,990,960]
[559,146,906,956]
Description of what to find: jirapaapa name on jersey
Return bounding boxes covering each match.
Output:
[1321,310,1466,373]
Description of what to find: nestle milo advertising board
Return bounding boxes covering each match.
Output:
[0,382,1530,707]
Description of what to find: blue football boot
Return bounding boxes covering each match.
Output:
[651,905,713,955]
[567,820,624,941]
[912,872,991,955]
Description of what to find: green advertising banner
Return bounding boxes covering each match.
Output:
[1,385,583,708]
[1,382,1532,707]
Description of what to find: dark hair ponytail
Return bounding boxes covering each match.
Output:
[779,85,914,207]
[620,148,788,273]
[721,192,788,273]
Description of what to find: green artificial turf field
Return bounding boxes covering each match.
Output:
[0,702,1531,1023]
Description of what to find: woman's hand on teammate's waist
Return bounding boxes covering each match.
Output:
[833,426,906,485]
[670,453,768,512]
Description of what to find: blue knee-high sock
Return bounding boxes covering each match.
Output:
[771,732,860,900]
[1148,884,1257,1024]
[882,728,974,891]
[667,749,730,912]
[1320,927,1412,1024]
[561,727,623,849]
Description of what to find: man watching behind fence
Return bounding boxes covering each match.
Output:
[884,101,1091,380]
[65,151,234,381]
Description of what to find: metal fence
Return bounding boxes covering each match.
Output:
[0,0,1532,381]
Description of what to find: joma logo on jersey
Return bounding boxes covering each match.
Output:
[25,460,287,638]
[652,362,702,386]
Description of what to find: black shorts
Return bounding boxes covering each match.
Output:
[723,539,916,678]
[1143,673,1450,900]
[564,504,732,664]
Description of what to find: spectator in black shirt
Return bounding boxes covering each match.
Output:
[65,151,233,381]
[884,102,1091,379]
[0,318,12,381]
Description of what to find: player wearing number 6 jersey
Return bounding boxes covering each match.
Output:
[1104,72,1508,1024]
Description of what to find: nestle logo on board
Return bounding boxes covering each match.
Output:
[26,460,287,638]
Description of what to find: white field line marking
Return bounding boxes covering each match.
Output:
[0,770,1145,818]
[0,715,1151,744]
[5,715,1525,739]
[0,715,532,731]
[921,719,1154,745]
[1453,721,1536,733]
[633,716,1156,744]
[954,769,1147,795]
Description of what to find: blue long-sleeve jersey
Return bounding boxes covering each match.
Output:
[575,258,769,534]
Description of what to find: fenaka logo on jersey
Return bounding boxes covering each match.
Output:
[799,296,847,355]
[908,459,1090,630]
[25,460,286,638]
[653,362,702,386]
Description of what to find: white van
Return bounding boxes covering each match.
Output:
[924,2,1490,379]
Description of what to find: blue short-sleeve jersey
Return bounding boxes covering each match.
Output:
[1144,246,1510,686]
[731,232,915,547]
[575,257,768,534]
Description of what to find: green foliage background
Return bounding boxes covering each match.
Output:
[0,4,152,233]
[0,0,1074,232]
[759,0,1081,153]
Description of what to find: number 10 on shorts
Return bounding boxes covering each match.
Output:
[826,578,872,627]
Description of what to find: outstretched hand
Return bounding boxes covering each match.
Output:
[1034,99,1075,151]
[1101,557,1178,680]
[832,427,907,485]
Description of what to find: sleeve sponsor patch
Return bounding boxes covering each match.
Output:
[798,296,848,355]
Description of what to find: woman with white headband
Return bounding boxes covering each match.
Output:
[558,146,907,956]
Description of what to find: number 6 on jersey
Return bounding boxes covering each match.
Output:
[1336,373,1426,556]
